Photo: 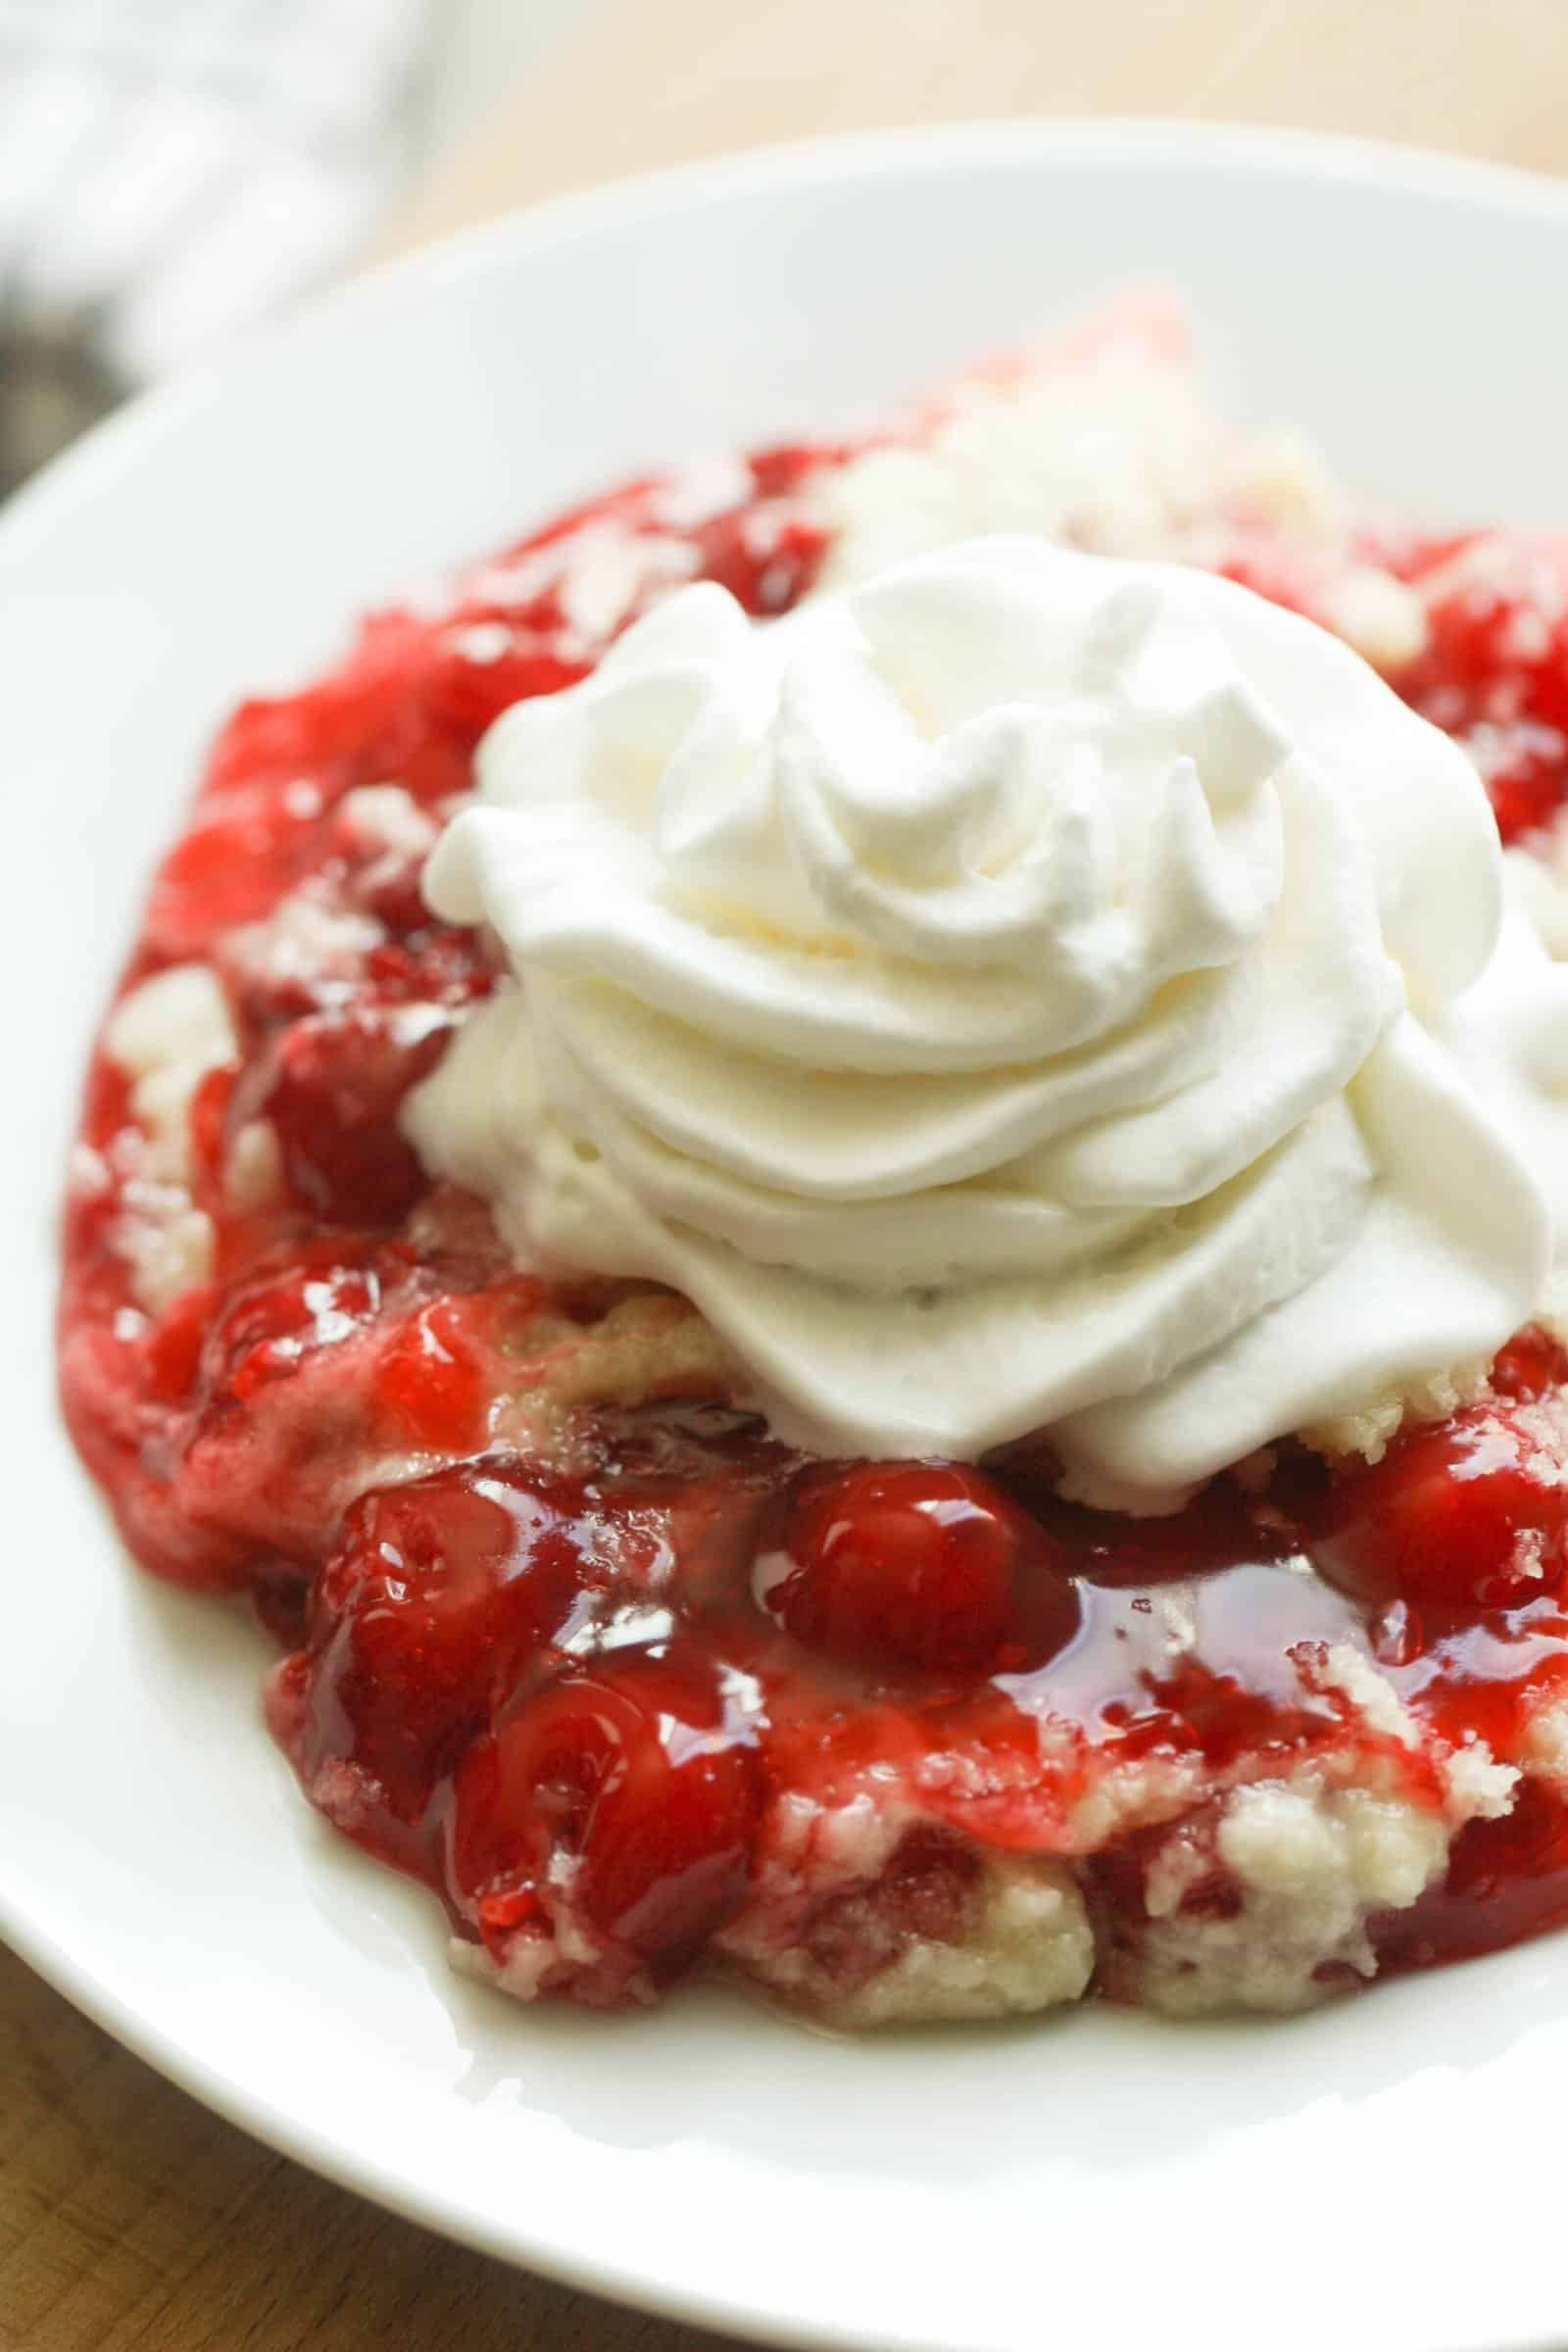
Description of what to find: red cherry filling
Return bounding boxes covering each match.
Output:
[143,1280,220,1405]
[200,1241,397,1403]
[372,1299,488,1450]
[295,1462,595,1823]
[1392,533,1568,842]
[798,1824,984,1994]
[231,1004,454,1226]
[758,1461,1080,1678]
[417,636,590,743]
[451,1648,762,1972]
[60,380,1568,2017]
[143,780,324,958]
[1317,1402,1568,1611]
[1490,1323,1568,1403]
[1372,1774,1568,1974]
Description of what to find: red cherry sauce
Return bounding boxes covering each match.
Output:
[259,1382,1568,1999]
[56,396,1568,2006]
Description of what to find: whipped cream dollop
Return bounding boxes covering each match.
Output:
[408,536,1549,1503]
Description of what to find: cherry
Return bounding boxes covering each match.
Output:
[298,1462,594,1821]
[77,1050,133,1153]
[360,931,496,1008]
[145,1280,219,1404]
[201,1241,398,1403]
[418,634,589,746]
[201,612,461,801]
[451,1648,761,1967]
[373,1298,488,1450]
[1316,1403,1568,1611]
[1491,1324,1568,1404]
[1372,1774,1568,1975]
[1468,722,1568,845]
[144,781,323,956]
[203,682,387,798]
[232,1004,454,1226]
[758,1462,1079,1678]
[747,442,841,500]
[1392,533,1568,841]
[186,1062,237,1204]
[695,509,830,616]
[1407,534,1568,710]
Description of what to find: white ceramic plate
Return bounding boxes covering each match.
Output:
[8,122,1568,2352]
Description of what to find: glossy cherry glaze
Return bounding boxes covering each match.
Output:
[263,1399,1568,1991]
[58,393,1568,2008]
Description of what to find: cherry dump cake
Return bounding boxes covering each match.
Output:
[59,299,1568,2024]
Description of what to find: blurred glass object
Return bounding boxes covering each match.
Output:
[0,0,438,494]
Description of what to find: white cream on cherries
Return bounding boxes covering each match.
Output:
[407,536,1548,1504]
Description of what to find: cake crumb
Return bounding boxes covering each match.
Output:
[1299,1356,1492,1465]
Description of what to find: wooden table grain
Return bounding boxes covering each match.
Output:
[9,3,1567,2345]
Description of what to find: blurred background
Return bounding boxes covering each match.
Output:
[0,0,1557,491]
[0,0,586,494]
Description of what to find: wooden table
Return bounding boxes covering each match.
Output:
[6,2,1566,2344]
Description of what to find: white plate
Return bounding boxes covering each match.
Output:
[8,122,1568,2352]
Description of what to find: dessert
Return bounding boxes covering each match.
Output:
[59,298,1568,2024]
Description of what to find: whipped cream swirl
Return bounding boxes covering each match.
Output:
[409,537,1547,1502]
